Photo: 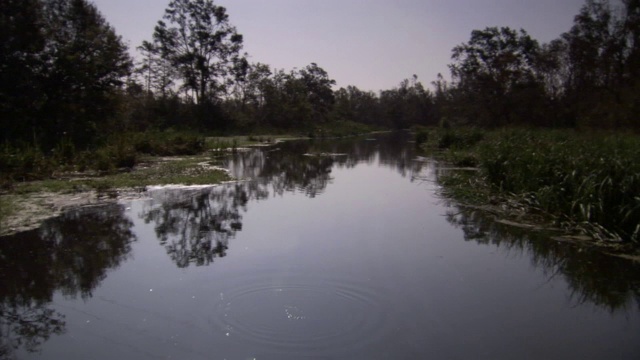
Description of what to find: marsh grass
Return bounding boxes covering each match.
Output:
[427,128,640,244]
[479,130,640,242]
[3,130,307,193]
[0,131,208,187]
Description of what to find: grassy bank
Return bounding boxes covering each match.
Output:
[0,130,209,188]
[1,121,384,191]
[10,156,230,194]
[420,127,640,246]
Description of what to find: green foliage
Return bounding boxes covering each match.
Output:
[0,130,209,186]
[476,130,640,242]
[226,62,338,130]
[89,143,137,173]
[0,145,55,185]
[0,0,132,151]
[129,131,205,156]
[437,128,484,149]
[84,131,205,173]
[448,151,479,167]
[448,27,542,127]
[430,128,640,243]
[378,77,435,129]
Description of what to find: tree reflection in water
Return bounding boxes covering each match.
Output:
[142,133,422,269]
[0,204,136,358]
[445,205,640,313]
[142,184,259,268]
[226,132,424,191]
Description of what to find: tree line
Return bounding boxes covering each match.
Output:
[1,0,638,154]
[439,0,640,129]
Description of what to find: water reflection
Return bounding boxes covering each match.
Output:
[445,205,640,313]
[226,143,335,197]
[226,132,424,192]
[0,204,135,358]
[143,133,425,269]
[141,184,259,268]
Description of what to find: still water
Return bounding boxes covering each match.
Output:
[1,132,639,359]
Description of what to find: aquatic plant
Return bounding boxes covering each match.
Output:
[477,130,640,242]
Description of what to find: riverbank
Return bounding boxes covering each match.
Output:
[0,127,384,236]
[417,127,640,257]
[0,154,233,236]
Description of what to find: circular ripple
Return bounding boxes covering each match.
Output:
[213,274,389,353]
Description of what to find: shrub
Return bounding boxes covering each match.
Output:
[92,142,137,173]
[0,145,55,183]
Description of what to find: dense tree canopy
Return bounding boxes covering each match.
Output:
[41,0,132,147]
[0,0,131,150]
[557,0,640,127]
[448,27,543,126]
[0,0,46,145]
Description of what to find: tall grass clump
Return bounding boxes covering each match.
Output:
[478,130,640,242]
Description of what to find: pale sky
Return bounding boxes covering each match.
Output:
[91,0,587,92]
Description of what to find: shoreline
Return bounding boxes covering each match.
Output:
[430,160,640,262]
[1,131,386,237]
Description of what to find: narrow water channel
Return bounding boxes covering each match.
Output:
[1,132,638,359]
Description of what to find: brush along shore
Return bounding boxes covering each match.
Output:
[415,127,640,258]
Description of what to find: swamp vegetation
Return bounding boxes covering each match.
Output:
[418,127,640,251]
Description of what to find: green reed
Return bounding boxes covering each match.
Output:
[477,129,640,242]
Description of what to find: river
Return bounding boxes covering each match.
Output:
[1,132,638,359]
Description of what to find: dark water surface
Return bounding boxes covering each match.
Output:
[1,132,639,359]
